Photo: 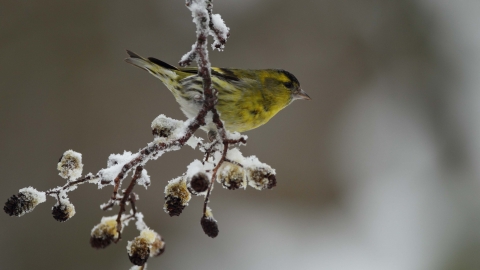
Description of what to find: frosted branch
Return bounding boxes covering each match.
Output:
[4,1,278,269]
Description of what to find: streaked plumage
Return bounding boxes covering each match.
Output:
[125,50,310,134]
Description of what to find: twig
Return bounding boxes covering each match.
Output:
[46,173,99,196]
[115,165,143,240]
[203,142,228,214]
[224,158,243,168]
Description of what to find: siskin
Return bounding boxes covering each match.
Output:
[125,51,310,134]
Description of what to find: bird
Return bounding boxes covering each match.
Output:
[125,50,310,137]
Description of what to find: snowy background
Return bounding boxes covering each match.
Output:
[1,0,480,269]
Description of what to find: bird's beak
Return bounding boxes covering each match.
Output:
[294,89,311,100]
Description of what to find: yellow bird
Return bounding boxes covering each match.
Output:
[125,50,310,135]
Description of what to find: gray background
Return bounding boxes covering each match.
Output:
[1,0,480,269]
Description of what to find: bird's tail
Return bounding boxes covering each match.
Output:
[124,50,180,86]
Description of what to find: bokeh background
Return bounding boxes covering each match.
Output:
[1,0,480,269]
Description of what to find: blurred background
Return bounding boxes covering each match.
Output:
[1,0,480,269]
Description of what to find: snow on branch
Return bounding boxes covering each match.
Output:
[3,0,275,269]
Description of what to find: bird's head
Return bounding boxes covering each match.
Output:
[273,70,311,103]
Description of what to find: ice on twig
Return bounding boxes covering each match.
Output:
[99,151,138,187]
[86,172,101,184]
[135,169,151,189]
[151,114,185,140]
[179,44,197,67]
[210,13,229,50]
[186,135,203,149]
[134,212,148,231]
[186,159,206,178]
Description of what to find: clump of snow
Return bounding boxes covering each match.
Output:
[139,228,157,244]
[226,147,245,162]
[64,184,78,193]
[135,168,151,189]
[186,135,203,149]
[151,114,185,140]
[86,173,101,184]
[186,159,205,178]
[210,13,230,51]
[134,212,148,231]
[57,150,83,181]
[130,265,147,270]
[226,131,248,146]
[19,187,46,206]
[187,0,209,18]
[180,44,197,65]
[99,151,138,186]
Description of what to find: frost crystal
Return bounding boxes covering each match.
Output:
[186,159,205,178]
[57,150,83,181]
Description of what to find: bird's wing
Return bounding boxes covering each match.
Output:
[178,67,240,82]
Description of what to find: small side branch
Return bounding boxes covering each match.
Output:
[115,165,143,240]
[203,142,228,214]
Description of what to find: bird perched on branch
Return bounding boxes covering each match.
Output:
[125,50,310,135]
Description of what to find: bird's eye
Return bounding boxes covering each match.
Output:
[283,81,293,89]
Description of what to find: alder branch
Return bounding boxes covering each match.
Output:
[4,1,279,268]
